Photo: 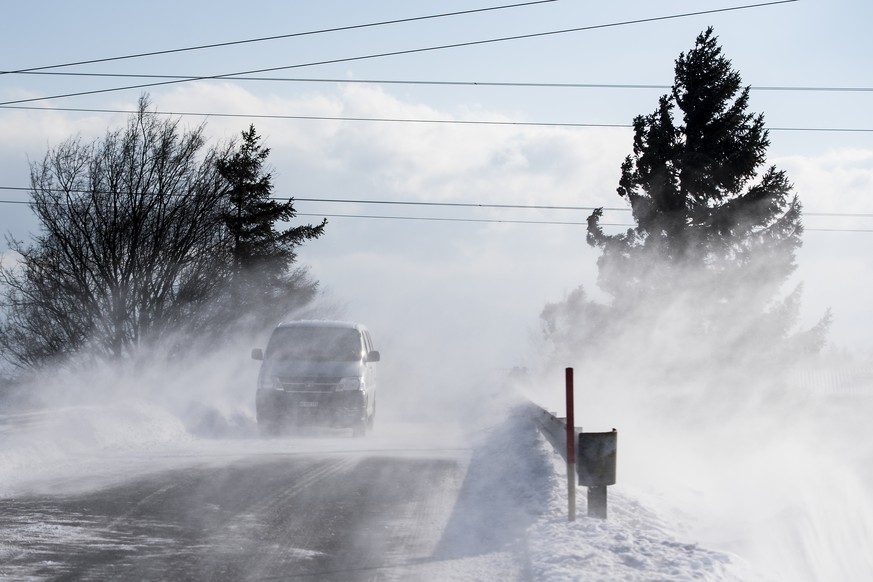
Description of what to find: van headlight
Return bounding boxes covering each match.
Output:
[260,376,283,391]
[337,377,364,391]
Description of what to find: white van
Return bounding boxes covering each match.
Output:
[251,321,379,437]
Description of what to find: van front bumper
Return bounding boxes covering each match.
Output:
[256,388,366,428]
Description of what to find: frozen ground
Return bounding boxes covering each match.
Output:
[0,393,784,581]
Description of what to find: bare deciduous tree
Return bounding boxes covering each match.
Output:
[0,97,231,368]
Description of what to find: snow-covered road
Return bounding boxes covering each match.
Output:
[0,403,542,581]
[1,453,505,580]
[2,394,864,581]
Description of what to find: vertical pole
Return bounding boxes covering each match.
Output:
[588,486,608,519]
[566,367,576,522]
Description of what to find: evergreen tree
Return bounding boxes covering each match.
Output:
[543,28,828,375]
[216,125,326,329]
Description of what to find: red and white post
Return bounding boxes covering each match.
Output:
[566,367,576,522]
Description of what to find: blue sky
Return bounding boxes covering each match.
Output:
[1,0,872,369]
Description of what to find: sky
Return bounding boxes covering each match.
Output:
[1,0,872,372]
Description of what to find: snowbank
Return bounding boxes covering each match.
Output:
[454,398,761,581]
[0,401,194,496]
[527,440,762,581]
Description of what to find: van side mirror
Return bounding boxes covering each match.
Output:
[251,348,264,361]
[367,350,381,362]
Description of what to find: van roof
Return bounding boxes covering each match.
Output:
[274,320,366,332]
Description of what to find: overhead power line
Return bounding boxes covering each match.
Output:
[1,190,871,219]
[0,0,558,75]
[0,190,620,213]
[2,104,869,134]
[14,72,873,95]
[291,197,873,219]
[300,211,590,226]
[0,0,798,107]
[0,202,870,231]
[299,212,872,232]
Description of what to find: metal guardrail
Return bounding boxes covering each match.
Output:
[526,400,581,464]
[526,397,617,519]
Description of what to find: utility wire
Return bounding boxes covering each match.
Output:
[1,191,871,219]
[0,202,869,231]
[297,212,873,232]
[2,104,868,133]
[300,212,590,226]
[295,197,619,212]
[14,72,872,95]
[0,193,622,213]
[0,0,798,107]
[0,0,558,75]
[291,197,873,219]
[1,197,868,231]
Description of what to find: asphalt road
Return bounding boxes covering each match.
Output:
[0,449,517,581]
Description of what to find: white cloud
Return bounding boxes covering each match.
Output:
[774,149,873,351]
[776,149,873,216]
[152,82,629,208]
[2,82,871,362]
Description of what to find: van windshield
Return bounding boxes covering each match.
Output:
[266,327,363,361]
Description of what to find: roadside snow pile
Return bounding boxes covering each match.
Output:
[519,383,873,582]
[0,401,193,496]
[450,398,767,582]
[461,398,765,581]
[434,404,555,566]
[526,439,763,581]
[0,350,261,496]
